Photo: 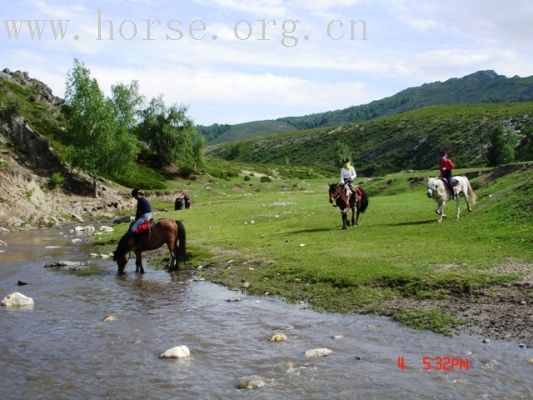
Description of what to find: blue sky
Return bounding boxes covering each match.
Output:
[1,0,533,124]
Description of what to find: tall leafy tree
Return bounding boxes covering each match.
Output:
[333,140,352,168]
[63,59,140,194]
[137,97,195,168]
[191,133,206,173]
[487,125,517,166]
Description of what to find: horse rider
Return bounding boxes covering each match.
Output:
[130,188,153,244]
[340,158,357,199]
[438,149,455,198]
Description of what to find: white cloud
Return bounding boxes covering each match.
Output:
[88,65,370,123]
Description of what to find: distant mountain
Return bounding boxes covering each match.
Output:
[199,70,533,144]
[210,102,533,175]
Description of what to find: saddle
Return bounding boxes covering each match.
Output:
[134,220,154,235]
[439,177,459,187]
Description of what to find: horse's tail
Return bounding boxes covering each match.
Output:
[359,187,369,214]
[466,179,478,205]
[175,220,187,262]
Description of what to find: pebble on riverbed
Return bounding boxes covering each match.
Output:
[269,333,288,342]
[159,345,190,359]
[235,375,266,390]
[44,261,87,268]
[305,348,333,358]
[1,292,34,307]
[226,297,242,302]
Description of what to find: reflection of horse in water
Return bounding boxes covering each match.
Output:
[427,177,477,223]
[329,184,369,229]
[112,219,186,274]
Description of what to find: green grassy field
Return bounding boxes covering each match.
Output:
[95,163,532,335]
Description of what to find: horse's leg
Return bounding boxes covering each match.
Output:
[438,201,444,223]
[351,203,356,226]
[341,211,347,229]
[166,241,177,270]
[464,187,472,212]
[135,251,144,274]
[455,196,461,221]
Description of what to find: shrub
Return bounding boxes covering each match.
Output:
[48,172,65,189]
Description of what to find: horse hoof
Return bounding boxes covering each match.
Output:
[342,226,347,230]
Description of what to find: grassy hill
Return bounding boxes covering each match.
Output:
[210,103,533,175]
[200,70,533,144]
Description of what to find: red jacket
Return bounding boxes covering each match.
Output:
[439,158,454,177]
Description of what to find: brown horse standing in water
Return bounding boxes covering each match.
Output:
[329,184,369,229]
[113,219,186,274]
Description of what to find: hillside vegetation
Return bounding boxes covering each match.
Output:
[210,103,533,175]
[200,70,533,143]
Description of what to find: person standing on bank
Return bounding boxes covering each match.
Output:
[130,188,152,235]
[339,158,357,198]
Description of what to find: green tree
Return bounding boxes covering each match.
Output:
[333,140,352,168]
[63,59,139,195]
[487,125,517,166]
[191,133,206,173]
[137,97,195,167]
[515,125,533,161]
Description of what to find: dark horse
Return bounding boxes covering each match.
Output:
[329,184,369,229]
[113,219,186,274]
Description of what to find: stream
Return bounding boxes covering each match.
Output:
[0,226,531,399]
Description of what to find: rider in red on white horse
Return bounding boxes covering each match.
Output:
[438,149,455,199]
[340,158,357,199]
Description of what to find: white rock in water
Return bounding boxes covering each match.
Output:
[0,240,7,247]
[1,292,34,307]
[72,238,82,243]
[45,246,60,249]
[84,225,96,234]
[74,226,85,232]
[235,375,265,390]
[100,254,110,259]
[159,345,190,359]
[89,253,99,258]
[103,315,117,322]
[269,333,288,342]
[305,348,333,358]
[100,225,114,232]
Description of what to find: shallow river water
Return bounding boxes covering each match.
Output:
[0,227,531,399]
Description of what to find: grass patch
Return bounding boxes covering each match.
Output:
[392,309,458,336]
[94,163,532,335]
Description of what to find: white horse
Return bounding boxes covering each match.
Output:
[427,177,477,223]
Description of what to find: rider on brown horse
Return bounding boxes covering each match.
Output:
[130,188,152,247]
[340,158,357,201]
